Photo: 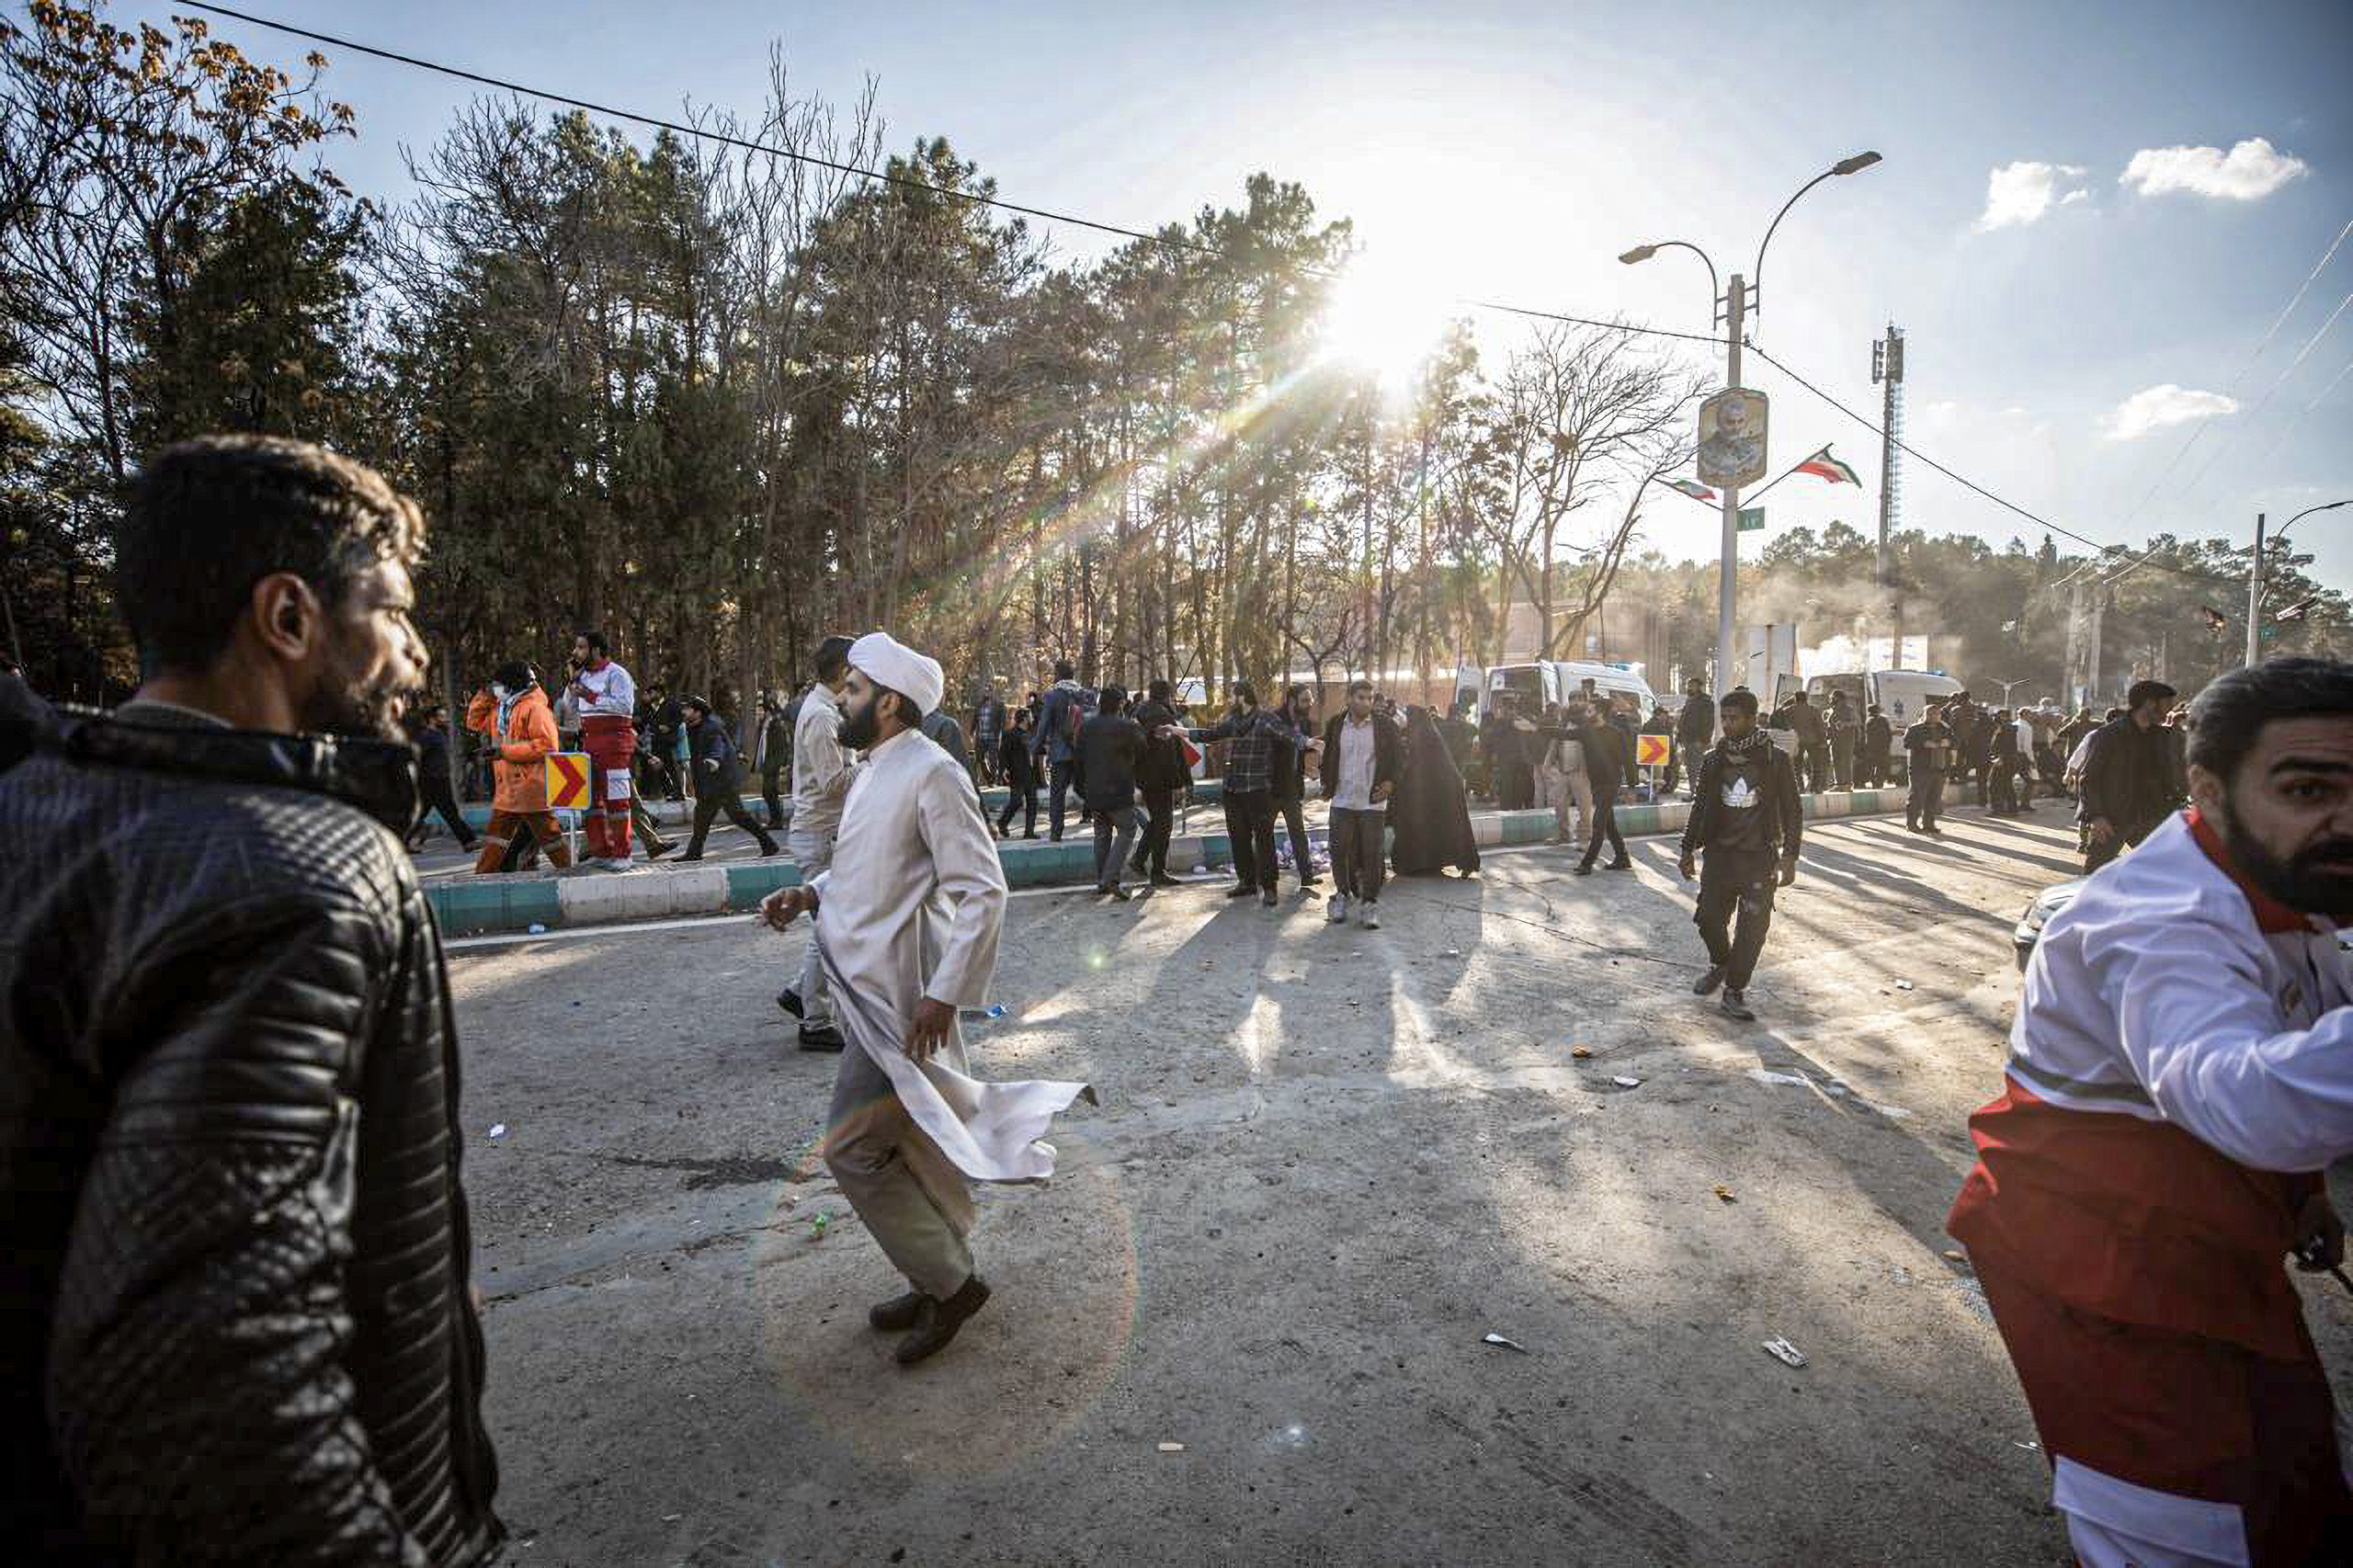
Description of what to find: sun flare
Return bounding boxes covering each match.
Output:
[1319,257,1454,388]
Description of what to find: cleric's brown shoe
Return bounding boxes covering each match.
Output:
[894,1276,991,1366]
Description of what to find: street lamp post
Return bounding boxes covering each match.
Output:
[1620,151,1880,699]
[2247,499,2352,666]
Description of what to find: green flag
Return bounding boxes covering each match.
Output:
[1736,506,1765,533]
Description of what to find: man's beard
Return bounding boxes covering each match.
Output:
[301,668,415,743]
[2215,800,2353,921]
[837,690,881,750]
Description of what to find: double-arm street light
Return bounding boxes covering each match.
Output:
[1620,150,1881,699]
[2248,498,2353,665]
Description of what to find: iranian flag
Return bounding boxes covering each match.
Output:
[1793,445,1862,485]
[1663,477,1717,503]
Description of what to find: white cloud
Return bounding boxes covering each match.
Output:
[2102,383,2240,441]
[1975,161,2092,231]
[2120,138,2309,201]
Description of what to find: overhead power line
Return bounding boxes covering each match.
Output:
[188,2,2183,574]
[2108,214,2352,562]
[181,5,1732,354]
[1743,343,2236,586]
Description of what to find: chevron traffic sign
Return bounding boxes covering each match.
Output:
[545,751,590,811]
[1634,733,1671,768]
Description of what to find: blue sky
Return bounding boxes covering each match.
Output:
[142,0,2353,586]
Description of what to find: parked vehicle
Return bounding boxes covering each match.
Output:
[1802,670,1964,731]
[1484,660,1659,719]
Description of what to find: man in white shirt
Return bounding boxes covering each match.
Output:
[566,630,638,863]
[1950,658,2353,1566]
[1317,679,1401,929]
[758,631,1088,1365]
[778,636,857,1050]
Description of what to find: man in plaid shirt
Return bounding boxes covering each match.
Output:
[1165,681,1309,907]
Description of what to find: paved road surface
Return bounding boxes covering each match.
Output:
[446,812,2353,1565]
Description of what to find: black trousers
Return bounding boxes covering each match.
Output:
[1696,847,1779,990]
[417,776,475,846]
[1858,749,1891,788]
[1276,793,1315,883]
[1830,735,1855,790]
[1138,787,1177,875]
[762,763,787,828]
[2083,812,2165,873]
[1499,761,1535,811]
[997,776,1038,836]
[1579,779,1626,868]
[685,776,777,858]
[1223,789,1279,892]
[1907,769,1947,829]
[1800,740,1832,792]
[1988,761,2018,814]
[1047,759,1076,840]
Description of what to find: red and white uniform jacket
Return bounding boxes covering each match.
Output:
[571,658,636,722]
[1949,807,2353,1358]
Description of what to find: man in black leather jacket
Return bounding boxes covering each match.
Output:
[0,436,503,1564]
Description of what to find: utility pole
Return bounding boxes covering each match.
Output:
[2245,511,2266,669]
[2086,589,2106,706]
[1872,324,1905,662]
[2063,579,2084,706]
[1715,272,1746,697]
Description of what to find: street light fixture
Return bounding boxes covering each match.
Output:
[1620,150,1882,698]
[2247,498,2353,665]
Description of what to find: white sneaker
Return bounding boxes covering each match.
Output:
[1326,893,1348,924]
[1358,904,1381,929]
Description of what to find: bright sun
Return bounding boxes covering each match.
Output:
[1319,257,1455,389]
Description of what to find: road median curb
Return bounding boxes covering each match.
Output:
[427,783,1984,936]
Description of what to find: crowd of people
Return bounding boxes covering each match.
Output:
[6,434,2351,1566]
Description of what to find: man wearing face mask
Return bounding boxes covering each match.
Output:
[1949,659,2353,1567]
[758,632,1090,1366]
[0,437,502,1562]
[465,660,573,872]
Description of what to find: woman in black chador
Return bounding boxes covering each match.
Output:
[1390,704,1482,877]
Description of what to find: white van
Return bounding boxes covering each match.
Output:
[1802,669,1963,730]
[1485,660,1659,718]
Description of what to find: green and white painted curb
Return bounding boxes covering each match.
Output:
[426,782,1984,937]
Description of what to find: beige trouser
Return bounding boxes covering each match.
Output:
[1553,767,1593,842]
[823,1036,976,1301]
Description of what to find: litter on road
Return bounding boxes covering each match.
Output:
[1611,1075,1643,1088]
[1761,1336,1807,1369]
[1713,1184,1736,1203]
[1481,1333,1529,1353]
[487,1123,507,1140]
[1157,1442,1186,1453]
[1572,1046,1593,1059]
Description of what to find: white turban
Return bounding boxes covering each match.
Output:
[847,631,944,719]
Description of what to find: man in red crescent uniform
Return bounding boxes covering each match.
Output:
[567,629,637,864]
[1949,657,2353,1567]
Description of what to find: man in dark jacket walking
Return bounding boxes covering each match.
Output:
[996,706,1040,839]
[1032,660,1092,841]
[1674,679,1715,798]
[1075,685,1146,898]
[1130,679,1190,887]
[1904,701,1957,835]
[1677,687,1802,1022]
[757,689,796,829]
[407,702,480,852]
[2077,678,2184,872]
[1269,684,1322,892]
[1569,702,1632,876]
[1859,703,1893,787]
[679,695,780,859]
[0,437,502,1564]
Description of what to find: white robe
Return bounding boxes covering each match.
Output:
[811,726,1091,1182]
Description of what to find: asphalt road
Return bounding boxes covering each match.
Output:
[445,809,2353,1566]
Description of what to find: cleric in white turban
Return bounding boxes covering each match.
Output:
[758,630,1091,1365]
[845,630,943,722]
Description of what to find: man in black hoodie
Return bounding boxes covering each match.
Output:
[678,695,780,859]
[1075,684,1145,899]
[1678,687,1802,1022]
[1129,679,1189,887]
[2077,678,2183,871]
[1674,679,1715,799]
